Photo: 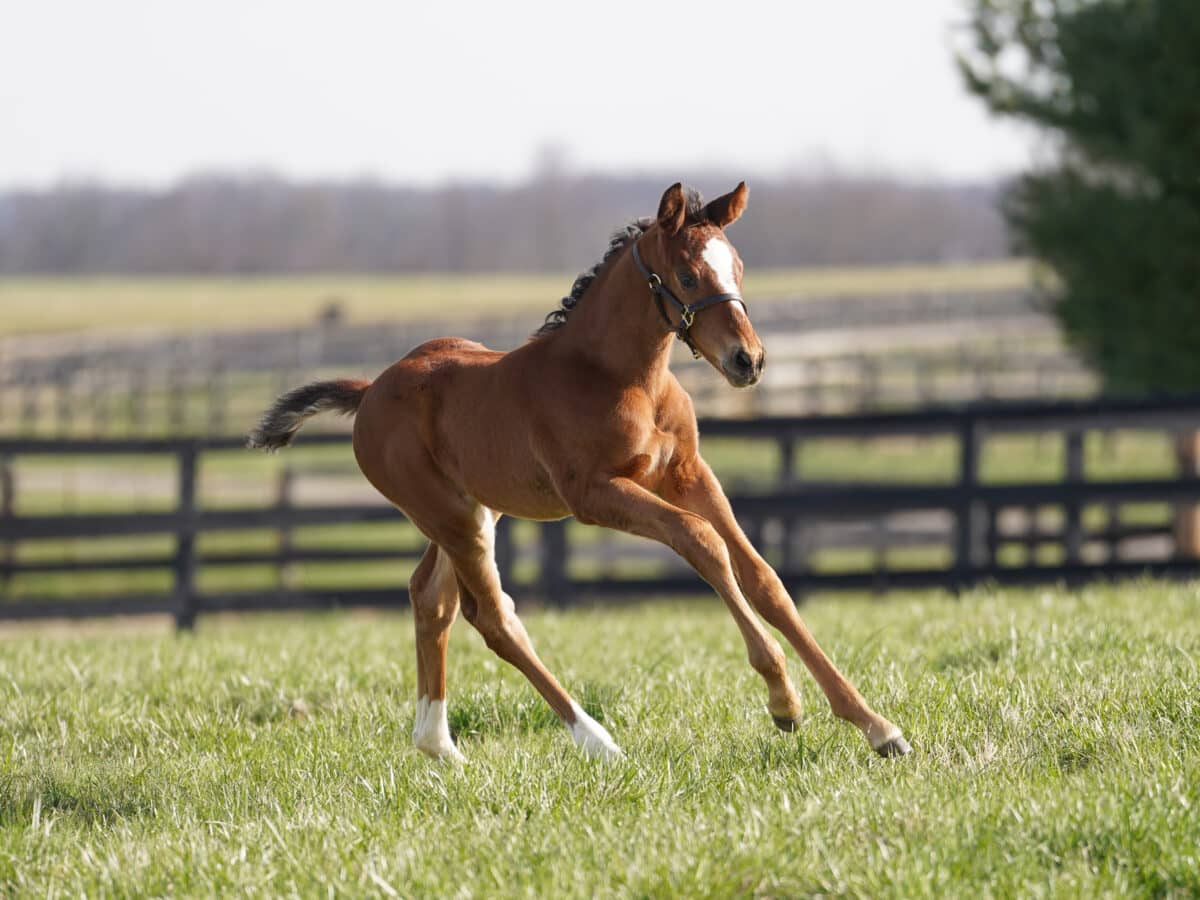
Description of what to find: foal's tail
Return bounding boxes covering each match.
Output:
[247,378,370,451]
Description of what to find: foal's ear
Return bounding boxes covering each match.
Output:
[704,182,749,228]
[657,182,688,236]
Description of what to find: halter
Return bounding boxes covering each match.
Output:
[630,238,746,359]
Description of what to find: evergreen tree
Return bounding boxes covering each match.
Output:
[960,0,1200,393]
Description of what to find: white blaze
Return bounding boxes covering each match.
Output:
[700,237,746,315]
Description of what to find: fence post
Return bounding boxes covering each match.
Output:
[276,467,296,590]
[130,367,147,434]
[174,444,199,630]
[1064,429,1085,563]
[495,515,515,587]
[55,370,72,437]
[208,365,227,435]
[954,414,983,590]
[169,365,187,432]
[1173,431,1200,560]
[21,375,38,435]
[91,370,109,437]
[0,454,12,590]
[539,520,569,608]
[779,433,796,486]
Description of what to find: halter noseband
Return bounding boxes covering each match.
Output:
[630,238,746,359]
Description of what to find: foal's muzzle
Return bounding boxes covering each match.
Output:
[723,346,764,387]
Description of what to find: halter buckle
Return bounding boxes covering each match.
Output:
[646,273,662,294]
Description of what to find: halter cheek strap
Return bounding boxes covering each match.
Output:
[630,239,746,359]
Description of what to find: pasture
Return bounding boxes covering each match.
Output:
[0,260,1031,337]
[2,583,1197,897]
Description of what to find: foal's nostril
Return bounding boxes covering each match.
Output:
[734,349,754,372]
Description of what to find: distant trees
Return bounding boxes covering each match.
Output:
[0,173,1009,274]
[960,0,1200,395]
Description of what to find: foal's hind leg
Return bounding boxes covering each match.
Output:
[408,542,466,762]
[441,507,623,760]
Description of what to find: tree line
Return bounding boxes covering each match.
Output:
[0,172,1008,274]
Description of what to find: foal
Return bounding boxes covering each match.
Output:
[249,183,911,761]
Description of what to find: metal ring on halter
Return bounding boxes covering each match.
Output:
[630,238,745,359]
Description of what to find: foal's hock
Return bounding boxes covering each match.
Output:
[249,182,911,762]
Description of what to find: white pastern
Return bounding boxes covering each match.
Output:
[867,721,905,752]
[413,695,466,763]
[566,701,624,761]
[412,695,430,743]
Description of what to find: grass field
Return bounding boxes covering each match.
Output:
[1,583,1197,897]
[0,260,1031,337]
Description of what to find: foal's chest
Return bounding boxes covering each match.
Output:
[618,428,678,492]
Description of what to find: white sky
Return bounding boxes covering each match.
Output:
[0,0,1037,189]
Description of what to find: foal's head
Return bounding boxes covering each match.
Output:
[646,182,763,387]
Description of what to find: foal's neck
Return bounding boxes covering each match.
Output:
[552,241,675,391]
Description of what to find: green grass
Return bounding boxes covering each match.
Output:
[0,261,1032,337]
[1,583,1198,897]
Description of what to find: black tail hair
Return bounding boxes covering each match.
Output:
[246,379,369,451]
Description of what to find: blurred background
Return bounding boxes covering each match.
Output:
[1,0,1197,626]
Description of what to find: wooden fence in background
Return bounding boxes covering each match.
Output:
[0,288,1097,433]
[2,395,1199,629]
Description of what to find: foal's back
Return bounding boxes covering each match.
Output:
[352,336,572,521]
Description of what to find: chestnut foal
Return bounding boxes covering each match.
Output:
[249,183,910,762]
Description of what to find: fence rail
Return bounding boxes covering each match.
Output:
[2,394,1199,628]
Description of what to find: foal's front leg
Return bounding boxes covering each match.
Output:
[664,458,911,757]
[571,478,803,727]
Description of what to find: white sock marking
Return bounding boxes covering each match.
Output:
[567,701,624,761]
[867,722,904,751]
[413,695,465,763]
[412,695,429,743]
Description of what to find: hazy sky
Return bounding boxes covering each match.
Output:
[1,0,1037,189]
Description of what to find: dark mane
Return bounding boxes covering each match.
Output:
[533,187,705,338]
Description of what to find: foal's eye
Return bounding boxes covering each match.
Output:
[679,272,698,290]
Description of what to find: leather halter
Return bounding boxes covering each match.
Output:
[630,238,746,359]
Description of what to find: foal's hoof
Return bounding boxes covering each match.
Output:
[874,735,912,758]
[772,715,800,733]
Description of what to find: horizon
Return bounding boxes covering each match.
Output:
[0,164,1010,195]
[2,0,1038,191]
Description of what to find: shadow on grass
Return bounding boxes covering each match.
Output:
[447,682,624,740]
[0,766,162,827]
[932,637,1009,671]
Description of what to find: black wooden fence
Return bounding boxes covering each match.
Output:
[2,394,1200,628]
